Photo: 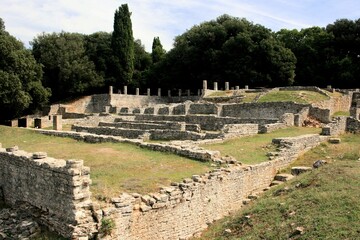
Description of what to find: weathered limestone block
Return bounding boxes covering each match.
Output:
[144,107,155,114]
[291,166,312,176]
[328,138,341,144]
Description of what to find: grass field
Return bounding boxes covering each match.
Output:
[201,127,321,164]
[258,90,329,104]
[0,126,213,199]
[197,133,360,239]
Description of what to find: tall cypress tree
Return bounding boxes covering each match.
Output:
[111,4,134,86]
[151,37,166,63]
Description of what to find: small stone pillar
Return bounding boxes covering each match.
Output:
[109,86,113,95]
[53,115,62,131]
[178,89,182,97]
[245,85,249,90]
[198,89,201,96]
[168,90,171,97]
[10,120,18,127]
[235,86,240,90]
[147,88,151,96]
[203,80,207,90]
[104,106,111,113]
[136,88,140,95]
[327,85,332,90]
[225,82,229,91]
[34,118,42,129]
[231,87,234,90]
[186,89,191,96]
[158,88,161,97]
[214,82,218,91]
[124,86,128,95]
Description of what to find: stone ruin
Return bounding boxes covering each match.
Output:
[1,83,360,239]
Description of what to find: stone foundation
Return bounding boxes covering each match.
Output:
[0,146,97,239]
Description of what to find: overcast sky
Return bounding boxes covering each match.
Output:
[1,0,359,51]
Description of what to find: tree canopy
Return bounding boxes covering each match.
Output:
[0,18,50,121]
[149,15,296,90]
[31,32,103,101]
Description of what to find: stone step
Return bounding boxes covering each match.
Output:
[270,180,284,186]
[291,166,312,176]
[274,173,294,182]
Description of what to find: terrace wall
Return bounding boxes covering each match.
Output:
[106,134,325,240]
[0,145,97,239]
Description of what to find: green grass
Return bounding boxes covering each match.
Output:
[332,111,350,117]
[0,126,213,199]
[198,133,360,240]
[201,127,321,164]
[258,90,330,104]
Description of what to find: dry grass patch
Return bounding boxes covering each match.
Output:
[201,127,321,164]
[0,126,213,199]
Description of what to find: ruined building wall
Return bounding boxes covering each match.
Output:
[106,134,325,240]
[0,145,97,239]
[220,102,307,119]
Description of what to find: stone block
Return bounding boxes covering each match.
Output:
[328,138,341,144]
[274,174,294,182]
[291,166,312,176]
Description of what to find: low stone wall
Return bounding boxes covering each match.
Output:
[37,130,222,162]
[259,123,287,133]
[0,145,97,239]
[346,117,360,133]
[221,102,307,119]
[188,103,220,115]
[321,116,347,136]
[135,114,277,131]
[99,121,186,131]
[106,134,325,240]
[72,125,208,141]
[309,107,331,123]
[222,124,259,137]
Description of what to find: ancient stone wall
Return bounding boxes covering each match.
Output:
[135,115,277,131]
[346,117,360,133]
[221,102,307,119]
[312,92,352,115]
[321,116,347,136]
[105,134,325,240]
[0,145,97,239]
[309,107,331,123]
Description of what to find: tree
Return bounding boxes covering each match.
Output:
[151,37,166,63]
[111,4,135,86]
[0,18,50,121]
[151,15,296,90]
[31,32,103,101]
[133,39,152,87]
[326,19,360,88]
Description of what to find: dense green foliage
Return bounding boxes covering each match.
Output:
[149,15,296,90]
[31,32,103,101]
[0,18,50,121]
[111,4,135,87]
[2,7,360,120]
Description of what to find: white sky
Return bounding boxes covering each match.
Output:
[0,0,359,51]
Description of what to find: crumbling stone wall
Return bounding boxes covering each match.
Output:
[346,117,360,133]
[321,116,347,136]
[221,102,307,119]
[0,145,97,239]
[105,134,325,240]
